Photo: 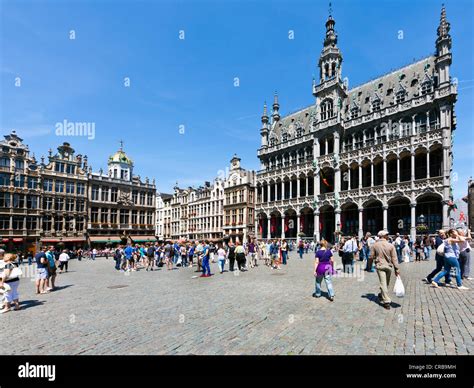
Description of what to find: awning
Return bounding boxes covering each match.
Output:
[89,236,122,243]
[12,238,24,242]
[41,237,87,243]
[130,236,157,242]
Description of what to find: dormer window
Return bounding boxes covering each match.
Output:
[350,106,359,119]
[296,126,304,137]
[396,90,406,104]
[281,131,288,143]
[421,80,433,95]
[269,136,277,147]
[372,99,381,111]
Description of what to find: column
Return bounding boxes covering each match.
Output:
[387,119,392,139]
[255,218,258,239]
[442,201,449,230]
[358,164,362,189]
[281,180,285,200]
[314,139,321,158]
[426,111,430,131]
[362,130,367,148]
[335,210,341,233]
[397,157,400,183]
[267,184,271,203]
[383,158,387,186]
[297,178,301,198]
[296,215,301,242]
[333,131,340,155]
[370,163,374,187]
[411,152,415,181]
[305,176,309,197]
[383,205,388,231]
[325,138,328,155]
[410,203,417,241]
[281,217,285,239]
[289,180,293,199]
[348,167,352,190]
[314,212,320,241]
[412,114,416,136]
[426,151,430,178]
[358,208,364,239]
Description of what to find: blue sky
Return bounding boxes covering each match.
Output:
[1,0,473,198]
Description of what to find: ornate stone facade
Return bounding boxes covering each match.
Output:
[256,6,456,242]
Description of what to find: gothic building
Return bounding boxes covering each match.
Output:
[256,6,456,242]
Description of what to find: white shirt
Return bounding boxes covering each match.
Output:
[343,239,358,253]
[59,253,70,262]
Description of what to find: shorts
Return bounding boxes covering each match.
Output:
[4,280,19,302]
[36,268,48,280]
[48,267,56,277]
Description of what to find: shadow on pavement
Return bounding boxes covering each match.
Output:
[20,299,45,310]
[361,293,402,309]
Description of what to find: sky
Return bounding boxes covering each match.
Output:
[1,0,473,198]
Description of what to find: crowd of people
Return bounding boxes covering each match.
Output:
[0,226,471,314]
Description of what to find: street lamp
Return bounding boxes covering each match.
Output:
[419,214,425,225]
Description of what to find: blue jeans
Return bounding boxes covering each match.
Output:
[315,274,334,298]
[298,248,304,259]
[395,246,402,263]
[424,246,431,260]
[218,258,225,272]
[282,251,288,265]
[427,254,450,283]
[202,257,211,275]
[433,256,462,287]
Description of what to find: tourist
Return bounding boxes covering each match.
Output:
[424,230,448,284]
[269,240,280,270]
[280,239,288,265]
[217,243,226,274]
[200,241,212,277]
[164,242,173,270]
[91,248,97,260]
[123,244,133,272]
[180,244,188,268]
[457,228,472,280]
[363,233,376,271]
[369,230,401,310]
[297,239,304,259]
[58,249,70,273]
[394,233,403,263]
[247,239,257,268]
[46,246,57,291]
[414,236,423,262]
[0,253,21,313]
[188,243,195,267]
[227,241,236,271]
[235,241,246,271]
[146,244,155,271]
[431,229,469,290]
[423,234,432,260]
[402,235,411,263]
[114,245,123,271]
[313,240,335,301]
[34,247,49,294]
[342,235,358,274]
[27,251,33,266]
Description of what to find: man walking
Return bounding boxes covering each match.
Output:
[342,235,358,273]
[424,230,450,284]
[369,230,401,310]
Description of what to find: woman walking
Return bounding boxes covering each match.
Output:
[313,240,335,301]
[431,229,469,290]
[235,241,247,271]
[217,243,226,274]
[1,253,21,313]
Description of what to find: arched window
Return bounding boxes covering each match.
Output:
[281,131,288,143]
[396,89,406,104]
[320,99,334,121]
[421,80,433,95]
[296,126,304,137]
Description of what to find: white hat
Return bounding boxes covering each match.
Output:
[377,230,389,237]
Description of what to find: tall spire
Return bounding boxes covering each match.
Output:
[261,101,269,124]
[324,2,337,47]
[437,4,450,39]
[272,91,280,122]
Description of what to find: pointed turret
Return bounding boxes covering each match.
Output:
[435,4,452,86]
[260,101,269,147]
[272,92,280,122]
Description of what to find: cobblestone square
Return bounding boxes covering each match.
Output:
[2,251,472,355]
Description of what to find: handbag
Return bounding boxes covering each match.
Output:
[436,243,445,256]
[7,264,23,280]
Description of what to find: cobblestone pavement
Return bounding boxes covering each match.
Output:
[1,251,472,355]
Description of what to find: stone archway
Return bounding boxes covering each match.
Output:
[388,197,411,235]
[319,204,335,243]
[363,199,383,236]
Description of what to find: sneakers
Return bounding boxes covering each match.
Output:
[383,303,391,310]
[457,286,470,290]
[431,281,440,288]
